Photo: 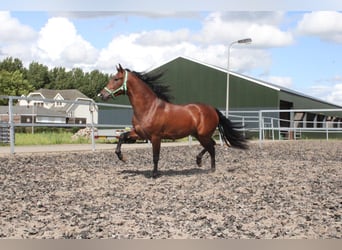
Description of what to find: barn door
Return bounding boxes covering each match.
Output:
[279,100,293,127]
[279,100,294,139]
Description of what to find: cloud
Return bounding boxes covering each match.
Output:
[308,86,342,106]
[0,11,36,43]
[96,33,200,72]
[297,11,342,43]
[1,11,292,75]
[95,31,273,75]
[310,76,342,106]
[197,12,294,47]
[266,76,293,88]
[101,11,293,72]
[0,11,37,59]
[326,84,342,106]
[32,17,98,68]
[136,29,191,46]
[96,11,292,74]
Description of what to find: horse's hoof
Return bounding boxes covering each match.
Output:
[116,152,127,162]
[196,157,202,167]
[121,154,127,162]
[152,171,160,179]
[210,167,216,173]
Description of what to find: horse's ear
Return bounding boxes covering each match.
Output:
[116,64,123,72]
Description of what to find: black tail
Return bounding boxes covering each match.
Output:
[216,109,248,150]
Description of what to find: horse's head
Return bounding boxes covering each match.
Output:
[98,64,128,100]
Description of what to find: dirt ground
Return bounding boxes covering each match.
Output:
[0,140,341,239]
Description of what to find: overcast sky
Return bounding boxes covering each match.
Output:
[0,1,342,106]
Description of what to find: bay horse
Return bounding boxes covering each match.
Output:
[98,64,248,178]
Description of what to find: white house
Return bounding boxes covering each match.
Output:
[18,89,98,124]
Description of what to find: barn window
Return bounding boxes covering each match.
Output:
[316,114,325,128]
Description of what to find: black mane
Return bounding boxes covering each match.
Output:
[127,69,173,103]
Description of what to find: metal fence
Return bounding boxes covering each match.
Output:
[0,95,132,153]
[257,109,342,142]
[226,109,342,147]
[1,95,341,153]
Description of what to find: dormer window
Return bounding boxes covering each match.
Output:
[34,102,43,107]
[55,101,62,107]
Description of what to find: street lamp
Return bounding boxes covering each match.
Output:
[226,38,252,117]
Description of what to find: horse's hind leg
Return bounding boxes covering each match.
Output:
[208,140,216,172]
[197,137,216,171]
[196,148,207,167]
[151,136,162,178]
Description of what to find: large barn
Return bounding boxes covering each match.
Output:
[99,56,342,138]
[150,57,341,109]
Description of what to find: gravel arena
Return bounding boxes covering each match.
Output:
[0,140,341,239]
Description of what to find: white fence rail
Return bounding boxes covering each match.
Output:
[1,95,342,153]
[258,108,342,140]
[227,109,342,144]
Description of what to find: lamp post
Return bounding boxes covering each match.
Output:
[226,38,252,117]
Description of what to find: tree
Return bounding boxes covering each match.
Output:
[0,57,111,100]
[0,57,24,73]
[26,62,49,90]
[47,67,71,89]
[70,68,85,90]
[0,70,34,105]
[80,70,110,100]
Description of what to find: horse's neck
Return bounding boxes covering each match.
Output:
[127,78,159,115]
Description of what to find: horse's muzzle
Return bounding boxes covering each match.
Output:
[97,92,108,100]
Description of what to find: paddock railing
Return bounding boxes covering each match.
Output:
[256,109,342,146]
[1,95,341,153]
[225,109,342,146]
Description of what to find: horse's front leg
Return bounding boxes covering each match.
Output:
[115,131,129,162]
[115,130,139,162]
[151,136,162,178]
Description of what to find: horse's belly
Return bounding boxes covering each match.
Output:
[160,118,195,139]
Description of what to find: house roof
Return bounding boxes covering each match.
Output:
[157,56,342,108]
[25,88,94,113]
[28,89,89,100]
